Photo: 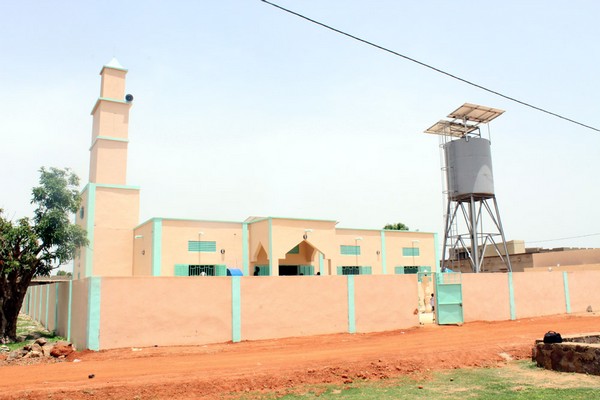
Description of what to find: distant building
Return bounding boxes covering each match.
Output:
[446,240,600,272]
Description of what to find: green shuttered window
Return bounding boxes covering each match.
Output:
[402,247,420,257]
[340,245,361,255]
[188,240,217,252]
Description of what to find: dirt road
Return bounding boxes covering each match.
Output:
[1,314,599,399]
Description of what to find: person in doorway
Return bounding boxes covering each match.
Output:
[430,293,435,313]
[253,266,260,276]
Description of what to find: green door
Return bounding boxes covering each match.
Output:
[434,272,463,325]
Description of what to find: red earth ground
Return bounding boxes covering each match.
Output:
[1,313,599,399]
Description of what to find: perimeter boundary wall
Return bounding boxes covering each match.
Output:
[21,271,600,350]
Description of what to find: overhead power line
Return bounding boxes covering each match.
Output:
[527,233,600,244]
[261,0,600,133]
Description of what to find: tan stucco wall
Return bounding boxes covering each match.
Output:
[532,249,600,269]
[354,275,419,332]
[566,270,600,313]
[70,279,90,351]
[25,270,600,350]
[45,284,58,333]
[512,272,566,319]
[462,273,511,321]
[240,275,349,341]
[55,282,71,339]
[91,101,130,141]
[271,218,337,262]
[92,187,140,277]
[159,219,243,276]
[89,139,128,185]
[99,68,127,100]
[384,230,437,272]
[99,277,232,348]
[133,221,154,276]
[335,229,382,273]
[248,219,269,270]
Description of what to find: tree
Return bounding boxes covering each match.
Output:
[383,222,410,231]
[0,168,87,342]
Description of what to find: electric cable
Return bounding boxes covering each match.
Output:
[527,233,600,244]
[261,0,600,133]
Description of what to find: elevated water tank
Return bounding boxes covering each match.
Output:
[444,136,494,201]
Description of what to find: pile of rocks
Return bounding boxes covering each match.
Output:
[1,338,75,363]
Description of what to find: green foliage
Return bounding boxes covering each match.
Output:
[4,314,66,352]
[383,222,409,231]
[240,361,600,399]
[0,167,88,340]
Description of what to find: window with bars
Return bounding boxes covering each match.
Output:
[174,264,227,276]
[337,266,372,275]
[395,266,419,274]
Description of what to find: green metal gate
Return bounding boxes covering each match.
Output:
[434,272,464,325]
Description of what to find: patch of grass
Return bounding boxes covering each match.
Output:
[2,313,66,352]
[238,361,600,400]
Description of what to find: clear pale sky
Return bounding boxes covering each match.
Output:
[2,1,599,250]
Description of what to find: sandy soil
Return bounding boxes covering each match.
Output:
[1,313,599,399]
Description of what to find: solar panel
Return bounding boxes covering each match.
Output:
[447,103,505,124]
[424,120,478,137]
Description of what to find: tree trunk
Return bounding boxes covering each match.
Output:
[0,271,32,342]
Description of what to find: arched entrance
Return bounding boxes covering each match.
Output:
[278,240,319,276]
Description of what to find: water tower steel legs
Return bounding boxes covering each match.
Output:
[442,195,512,273]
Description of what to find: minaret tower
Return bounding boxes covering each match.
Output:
[73,58,140,279]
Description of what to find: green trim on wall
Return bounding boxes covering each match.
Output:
[95,183,140,190]
[256,216,337,224]
[90,96,130,115]
[136,217,241,229]
[152,218,162,276]
[242,223,249,276]
[98,96,129,104]
[87,277,102,351]
[563,271,571,314]
[89,136,129,151]
[318,253,324,275]
[434,232,440,273]
[347,275,356,334]
[85,184,96,278]
[268,218,273,276]
[67,280,73,341]
[231,276,241,342]
[380,231,387,274]
[508,272,516,320]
